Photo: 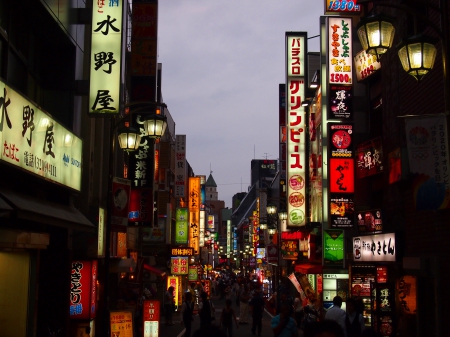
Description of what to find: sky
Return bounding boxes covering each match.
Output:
[158,0,324,208]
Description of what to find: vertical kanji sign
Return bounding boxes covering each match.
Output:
[89,0,124,115]
[189,177,200,254]
[286,32,307,227]
[70,260,97,320]
[143,300,160,337]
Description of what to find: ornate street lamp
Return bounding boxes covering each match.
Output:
[397,35,437,81]
[143,114,168,139]
[278,210,288,221]
[259,222,267,230]
[267,204,277,215]
[357,14,395,61]
[117,126,141,151]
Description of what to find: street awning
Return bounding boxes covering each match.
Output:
[294,263,323,274]
[0,189,95,231]
[143,264,166,277]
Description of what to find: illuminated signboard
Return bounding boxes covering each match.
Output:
[330,124,353,157]
[128,188,153,222]
[286,32,307,227]
[281,238,299,260]
[89,0,123,114]
[188,266,198,281]
[328,17,353,85]
[330,194,354,228]
[356,209,383,233]
[199,210,205,247]
[199,175,206,210]
[353,233,396,262]
[227,220,231,258]
[356,137,384,178]
[111,177,131,230]
[323,230,344,266]
[354,49,381,82]
[188,177,200,254]
[170,247,194,257]
[110,311,133,337]
[167,276,180,308]
[143,300,160,337]
[329,158,354,193]
[98,208,105,258]
[328,86,353,119]
[175,135,187,198]
[0,79,83,190]
[171,257,188,275]
[325,0,361,14]
[207,215,215,230]
[175,208,188,244]
[70,260,97,320]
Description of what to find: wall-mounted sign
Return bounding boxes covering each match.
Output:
[286,32,307,227]
[353,233,396,262]
[98,208,105,258]
[89,0,123,114]
[327,17,353,85]
[167,276,180,307]
[170,247,194,257]
[199,210,205,247]
[70,261,97,320]
[330,194,354,228]
[377,266,388,283]
[266,244,278,263]
[171,257,188,275]
[357,209,383,233]
[175,208,188,244]
[0,79,83,190]
[175,135,187,199]
[328,86,353,120]
[111,177,131,230]
[330,124,353,157]
[128,188,153,222]
[354,49,381,81]
[398,275,417,315]
[329,159,354,193]
[110,311,133,337]
[188,177,201,254]
[188,266,198,281]
[281,239,299,260]
[256,248,266,260]
[325,0,361,14]
[207,215,215,230]
[324,230,344,266]
[227,219,231,258]
[143,300,160,337]
[356,137,384,178]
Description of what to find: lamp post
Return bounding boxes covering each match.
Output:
[102,103,167,336]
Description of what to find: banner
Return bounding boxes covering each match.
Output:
[323,230,344,266]
[143,300,160,337]
[175,208,189,244]
[405,116,450,210]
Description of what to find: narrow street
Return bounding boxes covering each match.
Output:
[160,294,304,337]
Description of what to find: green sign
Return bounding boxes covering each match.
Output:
[324,230,344,266]
[188,266,198,281]
[175,208,189,244]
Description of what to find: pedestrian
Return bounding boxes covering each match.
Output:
[239,284,250,324]
[233,282,241,307]
[189,283,197,305]
[248,286,265,336]
[293,292,304,328]
[212,278,217,297]
[345,298,366,337]
[304,319,345,337]
[303,294,320,331]
[220,299,239,337]
[198,291,213,329]
[271,302,297,337]
[181,292,194,337]
[324,296,346,334]
[164,286,175,325]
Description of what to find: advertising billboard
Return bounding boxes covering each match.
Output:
[323,230,344,266]
[175,135,187,199]
[70,260,97,320]
[327,17,353,85]
[128,188,153,222]
[175,208,189,244]
[111,177,131,230]
[189,177,201,254]
[353,233,396,262]
[143,300,160,337]
[356,137,384,178]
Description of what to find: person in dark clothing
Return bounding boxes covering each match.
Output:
[304,319,345,337]
[220,299,239,337]
[181,292,195,337]
[199,291,213,329]
[345,298,366,337]
[249,287,265,336]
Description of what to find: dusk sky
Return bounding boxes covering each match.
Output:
[158,1,324,207]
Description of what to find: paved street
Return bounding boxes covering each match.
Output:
[160,295,304,337]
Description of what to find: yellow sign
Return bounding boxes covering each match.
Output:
[110,311,133,337]
[167,276,181,307]
[188,177,201,254]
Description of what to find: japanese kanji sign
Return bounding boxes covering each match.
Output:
[329,158,354,193]
[175,208,189,244]
[353,233,396,262]
[171,257,189,275]
[170,246,194,257]
[286,32,307,227]
[70,260,97,320]
[323,230,344,266]
[354,49,381,82]
[188,177,200,254]
[327,17,353,85]
[175,135,187,199]
[89,0,124,115]
[0,79,83,190]
[356,137,384,178]
[143,300,160,337]
[110,311,133,337]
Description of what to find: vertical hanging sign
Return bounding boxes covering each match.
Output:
[175,135,187,199]
[189,177,200,254]
[175,208,188,244]
[286,32,307,227]
[89,0,123,115]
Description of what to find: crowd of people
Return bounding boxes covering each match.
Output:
[164,272,381,337]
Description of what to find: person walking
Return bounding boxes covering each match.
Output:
[293,292,304,328]
[345,298,366,337]
[198,291,213,329]
[324,296,346,335]
[239,284,250,324]
[271,302,298,337]
[249,286,265,336]
[181,292,194,337]
[220,299,239,337]
[164,286,175,325]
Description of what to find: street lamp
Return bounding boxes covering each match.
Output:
[356,14,395,61]
[103,104,167,336]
